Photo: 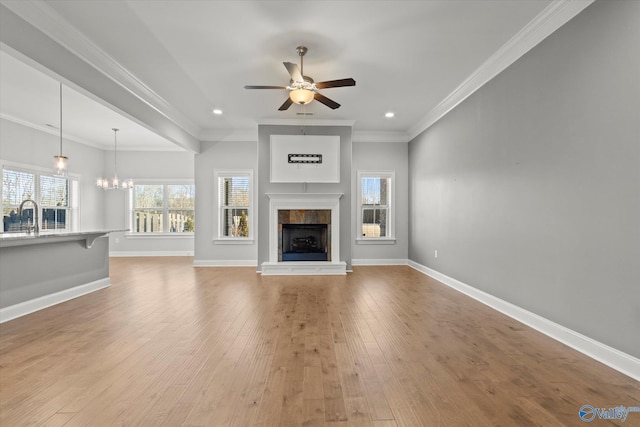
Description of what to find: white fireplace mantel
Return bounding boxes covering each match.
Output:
[261,193,346,275]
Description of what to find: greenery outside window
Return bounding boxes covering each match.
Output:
[356,171,395,243]
[131,182,194,234]
[2,162,79,233]
[215,170,253,242]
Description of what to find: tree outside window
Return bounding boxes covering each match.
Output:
[132,183,194,233]
[357,171,394,241]
[216,171,252,240]
[2,166,77,232]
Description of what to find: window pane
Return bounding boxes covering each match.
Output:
[3,206,23,231]
[168,209,194,232]
[221,177,249,207]
[221,207,249,237]
[2,169,35,205]
[42,208,66,230]
[362,207,387,237]
[168,185,195,208]
[134,185,163,208]
[40,175,69,207]
[361,177,388,205]
[133,209,163,232]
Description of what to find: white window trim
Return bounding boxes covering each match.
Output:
[214,169,255,244]
[356,170,396,244]
[1,159,81,232]
[127,179,195,238]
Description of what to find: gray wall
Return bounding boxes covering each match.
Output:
[0,118,105,230]
[408,0,640,358]
[194,140,258,264]
[257,125,353,271]
[105,149,195,255]
[0,237,108,308]
[352,141,409,263]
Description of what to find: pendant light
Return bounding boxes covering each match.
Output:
[53,83,68,176]
[97,128,133,190]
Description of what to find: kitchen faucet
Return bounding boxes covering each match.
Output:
[18,199,39,235]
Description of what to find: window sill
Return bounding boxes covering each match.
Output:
[126,232,194,239]
[356,238,396,245]
[214,238,255,245]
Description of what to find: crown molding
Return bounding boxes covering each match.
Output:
[0,112,104,149]
[1,113,186,152]
[408,0,595,141]
[199,125,410,144]
[352,130,409,143]
[199,127,258,142]
[258,118,356,127]
[1,0,201,139]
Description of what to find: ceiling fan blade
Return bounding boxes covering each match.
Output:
[244,85,287,89]
[315,78,356,89]
[283,62,303,82]
[278,97,294,111]
[314,92,341,109]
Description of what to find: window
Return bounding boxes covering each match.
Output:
[357,171,395,243]
[131,183,194,234]
[216,170,253,241]
[2,162,78,232]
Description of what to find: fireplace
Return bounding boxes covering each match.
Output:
[281,224,328,261]
[263,193,346,275]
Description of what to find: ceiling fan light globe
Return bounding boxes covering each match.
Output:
[289,89,314,105]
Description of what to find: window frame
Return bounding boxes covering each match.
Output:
[1,160,80,233]
[214,169,254,244]
[127,180,195,237]
[356,170,396,244]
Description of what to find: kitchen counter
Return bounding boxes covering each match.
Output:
[0,229,128,248]
[0,229,127,323]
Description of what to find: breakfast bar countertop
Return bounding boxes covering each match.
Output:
[0,229,128,248]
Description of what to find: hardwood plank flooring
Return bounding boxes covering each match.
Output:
[0,258,638,426]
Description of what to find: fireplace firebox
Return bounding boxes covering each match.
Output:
[282,224,328,261]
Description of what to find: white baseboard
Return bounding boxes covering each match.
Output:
[0,278,110,323]
[110,251,194,257]
[193,259,257,267]
[407,260,640,382]
[352,258,409,266]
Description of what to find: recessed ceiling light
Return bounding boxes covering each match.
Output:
[385,112,395,118]
[212,109,223,115]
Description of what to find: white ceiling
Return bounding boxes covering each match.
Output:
[0,0,576,151]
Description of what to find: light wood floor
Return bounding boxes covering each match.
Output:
[1,258,638,426]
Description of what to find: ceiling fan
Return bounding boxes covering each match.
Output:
[244,46,356,111]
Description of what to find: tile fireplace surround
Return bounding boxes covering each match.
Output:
[262,193,346,275]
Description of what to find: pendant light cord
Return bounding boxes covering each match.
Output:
[59,83,63,156]
[113,128,119,178]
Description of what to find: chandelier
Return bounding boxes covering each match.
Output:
[97,128,133,190]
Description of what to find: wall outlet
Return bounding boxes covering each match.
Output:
[115,238,120,244]
[435,250,438,258]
